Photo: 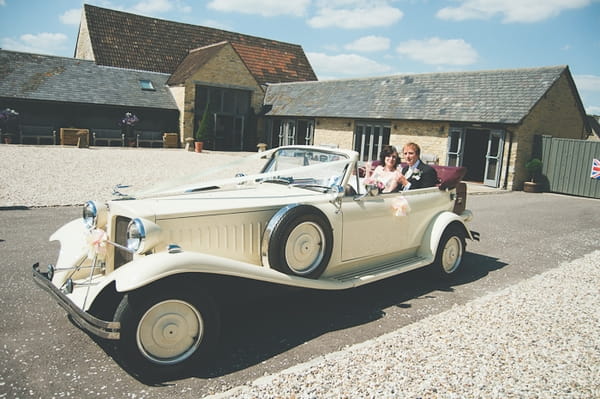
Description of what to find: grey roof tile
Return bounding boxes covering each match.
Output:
[0,50,178,110]
[264,66,568,124]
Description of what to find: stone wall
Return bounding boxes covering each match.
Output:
[390,121,450,162]
[168,86,185,143]
[313,118,451,162]
[74,12,94,61]
[511,72,588,189]
[313,118,354,149]
[180,44,264,141]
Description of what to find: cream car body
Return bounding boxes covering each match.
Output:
[33,145,477,379]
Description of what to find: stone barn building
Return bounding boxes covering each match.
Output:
[1,4,592,191]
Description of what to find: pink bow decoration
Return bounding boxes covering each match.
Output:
[86,228,108,260]
[391,196,411,216]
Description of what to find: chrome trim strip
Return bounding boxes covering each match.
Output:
[261,203,298,269]
[32,263,120,340]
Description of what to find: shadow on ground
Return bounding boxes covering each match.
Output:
[93,251,506,385]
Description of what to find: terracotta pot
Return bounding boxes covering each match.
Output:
[195,141,203,153]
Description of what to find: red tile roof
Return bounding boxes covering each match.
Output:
[82,4,317,85]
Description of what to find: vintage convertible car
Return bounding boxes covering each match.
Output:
[33,145,478,378]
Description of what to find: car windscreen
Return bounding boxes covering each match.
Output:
[128,147,350,198]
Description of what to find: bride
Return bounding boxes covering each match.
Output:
[365,145,403,193]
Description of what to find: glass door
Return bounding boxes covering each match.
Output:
[354,122,390,161]
[483,130,505,187]
[446,128,464,167]
[278,120,296,146]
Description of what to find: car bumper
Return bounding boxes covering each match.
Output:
[32,263,120,340]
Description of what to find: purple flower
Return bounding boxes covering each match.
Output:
[0,108,19,121]
[118,112,139,127]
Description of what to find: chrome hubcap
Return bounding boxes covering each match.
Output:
[285,221,325,275]
[136,299,203,365]
[442,236,462,274]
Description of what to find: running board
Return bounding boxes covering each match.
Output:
[329,255,430,286]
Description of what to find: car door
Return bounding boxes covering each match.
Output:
[340,193,411,261]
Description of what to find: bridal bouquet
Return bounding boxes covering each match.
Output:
[364,177,385,192]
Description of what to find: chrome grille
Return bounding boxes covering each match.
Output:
[114,216,133,268]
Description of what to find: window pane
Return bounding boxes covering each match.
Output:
[486,159,498,180]
[139,80,155,90]
[209,88,221,112]
[448,154,458,167]
[236,91,249,114]
[223,90,235,113]
[488,135,500,157]
[449,131,460,153]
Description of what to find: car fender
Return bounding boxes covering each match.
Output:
[418,211,471,259]
[49,219,90,286]
[110,250,349,293]
[50,219,88,267]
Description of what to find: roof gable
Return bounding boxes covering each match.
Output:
[588,115,600,139]
[0,50,177,110]
[167,42,230,86]
[264,66,571,124]
[80,4,317,86]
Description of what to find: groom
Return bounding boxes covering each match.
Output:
[398,142,438,190]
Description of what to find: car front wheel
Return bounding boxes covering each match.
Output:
[433,225,466,278]
[114,285,219,380]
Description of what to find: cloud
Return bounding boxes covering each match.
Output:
[573,75,600,115]
[132,0,174,14]
[207,0,310,17]
[307,52,392,78]
[574,74,600,92]
[60,8,82,25]
[1,33,69,55]
[199,19,234,31]
[129,0,192,15]
[396,37,478,66]
[308,3,403,28]
[345,35,390,52]
[436,0,592,23]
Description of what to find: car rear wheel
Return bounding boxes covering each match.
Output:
[433,225,466,277]
[263,205,333,279]
[114,285,219,380]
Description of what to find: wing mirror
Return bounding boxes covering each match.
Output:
[355,183,381,201]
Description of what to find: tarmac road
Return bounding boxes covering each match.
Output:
[1,191,599,398]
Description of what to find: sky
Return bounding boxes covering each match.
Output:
[1,0,599,114]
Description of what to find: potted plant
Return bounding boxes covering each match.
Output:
[524,158,543,193]
[119,112,139,147]
[194,104,210,153]
[0,108,19,144]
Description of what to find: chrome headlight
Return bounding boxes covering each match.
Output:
[126,218,162,254]
[126,218,145,252]
[83,201,107,229]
